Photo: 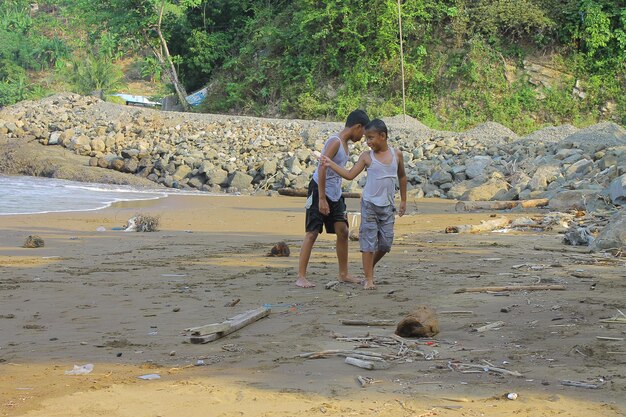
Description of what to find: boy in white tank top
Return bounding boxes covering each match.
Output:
[322,119,407,289]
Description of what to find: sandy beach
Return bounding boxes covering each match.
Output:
[1,194,624,416]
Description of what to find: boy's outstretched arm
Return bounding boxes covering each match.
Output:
[396,149,407,216]
[321,152,367,180]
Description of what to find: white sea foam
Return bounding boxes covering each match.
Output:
[0,175,176,215]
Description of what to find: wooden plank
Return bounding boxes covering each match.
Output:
[473,321,505,333]
[188,306,271,344]
[533,245,592,254]
[455,285,566,294]
[445,217,510,234]
[187,322,230,336]
[455,199,548,212]
[341,319,396,326]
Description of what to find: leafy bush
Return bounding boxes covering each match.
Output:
[58,52,124,95]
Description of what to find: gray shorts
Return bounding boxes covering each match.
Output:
[359,200,396,253]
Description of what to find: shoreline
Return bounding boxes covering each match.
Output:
[1,194,624,417]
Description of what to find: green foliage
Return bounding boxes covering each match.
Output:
[0,0,624,131]
[58,52,124,94]
[140,56,162,82]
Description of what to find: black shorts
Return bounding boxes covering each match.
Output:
[305,179,348,234]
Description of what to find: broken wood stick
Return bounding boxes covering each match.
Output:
[456,363,523,377]
[455,285,566,294]
[224,298,240,307]
[455,199,549,212]
[187,306,270,344]
[560,380,603,389]
[533,245,592,254]
[445,217,510,234]
[596,336,624,341]
[356,375,372,387]
[345,357,375,370]
[599,317,626,324]
[472,321,505,333]
[278,188,361,199]
[341,319,396,326]
[299,349,388,360]
[345,356,390,370]
[439,310,474,315]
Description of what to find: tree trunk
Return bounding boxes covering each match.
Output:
[155,0,191,112]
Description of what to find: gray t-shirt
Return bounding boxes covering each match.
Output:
[313,135,348,202]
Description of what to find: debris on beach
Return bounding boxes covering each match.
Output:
[267,241,290,257]
[64,363,94,375]
[22,235,44,248]
[184,306,270,344]
[454,284,566,294]
[124,214,160,232]
[349,213,360,241]
[395,305,440,338]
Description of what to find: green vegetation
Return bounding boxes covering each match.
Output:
[1,0,624,133]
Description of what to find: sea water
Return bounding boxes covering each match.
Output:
[0,175,169,215]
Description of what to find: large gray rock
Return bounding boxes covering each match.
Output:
[548,190,600,211]
[461,178,509,201]
[529,165,561,191]
[430,170,452,186]
[609,174,626,205]
[228,171,253,190]
[593,209,626,251]
[206,168,228,186]
[465,156,492,179]
[173,164,191,181]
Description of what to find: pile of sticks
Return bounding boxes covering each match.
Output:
[298,333,439,370]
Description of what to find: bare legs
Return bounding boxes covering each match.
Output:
[296,230,319,288]
[361,249,387,289]
[296,221,359,288]
[335,222,360,284]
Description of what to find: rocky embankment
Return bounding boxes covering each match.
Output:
[1,93,625,249]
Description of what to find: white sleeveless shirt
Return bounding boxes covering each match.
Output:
[362,147,397,207]
[313,136,348,202]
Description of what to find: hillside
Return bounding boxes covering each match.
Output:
[1,1,624,133]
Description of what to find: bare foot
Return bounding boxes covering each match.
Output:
[363,280,376,290]
[339,274,360,284]
[295,276,316,288]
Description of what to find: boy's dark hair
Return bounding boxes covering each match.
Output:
[345,109,370,128]
[365,119,388,137]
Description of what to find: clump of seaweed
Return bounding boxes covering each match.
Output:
[125,213,160,232]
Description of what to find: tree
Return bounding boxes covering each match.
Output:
[69,0,201,111]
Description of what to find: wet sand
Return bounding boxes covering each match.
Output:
[1,195,624,416]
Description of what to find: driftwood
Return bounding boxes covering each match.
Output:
[345,357,375,370]
[445,217,510,234]
[439,310,474,315]
[533,245,592,254]
[341,319,396,326]
[560,380,603,389]
[187,306,270,344]
[596,336,624,341]
[455,199,549,212]
[599,317,626,324]
[299,349,390,360]
[472,321,505,333]
[455,285,566,294]
[277,188,361,199]
[452,362,523,377]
